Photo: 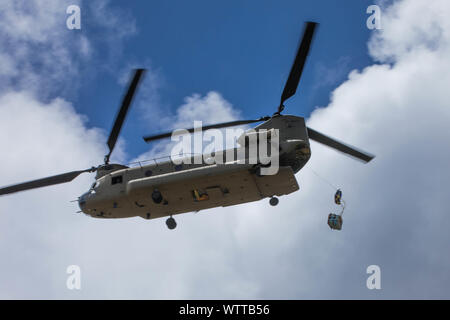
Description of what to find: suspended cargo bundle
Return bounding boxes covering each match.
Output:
[328,189,345,230]
[334,189,342,205]
[327,213,343,230]
[309,168,348,231]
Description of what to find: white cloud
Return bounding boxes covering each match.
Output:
[237,0,450,298]
[0,91,106,299]
[1,0,450,299]
[88,0,137,40]
[172,91,242,129]
[369,0,448,63]
[0,0,136,98]
[134,91,243,161]
[0,0,84,97]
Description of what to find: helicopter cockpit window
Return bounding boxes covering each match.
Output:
[111,175,123,185]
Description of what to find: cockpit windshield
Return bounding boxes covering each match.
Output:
[91,181,99,190]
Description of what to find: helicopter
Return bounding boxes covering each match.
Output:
[0,22,374,230]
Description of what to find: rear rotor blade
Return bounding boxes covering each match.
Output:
[106,69,145,163]
[0,168,95,196]
[278,22,318,113]
[143,117,269,143]
[307,127,375,163]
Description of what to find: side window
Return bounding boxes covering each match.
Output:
[111,175,123,185]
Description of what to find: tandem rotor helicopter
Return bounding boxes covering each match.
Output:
[0,22,374,229]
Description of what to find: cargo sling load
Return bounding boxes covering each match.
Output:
[328,189,345,230]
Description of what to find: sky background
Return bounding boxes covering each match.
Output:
[1,0,450,299]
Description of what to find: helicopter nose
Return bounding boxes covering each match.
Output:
[78,199,86,211]
[78,192,89,211]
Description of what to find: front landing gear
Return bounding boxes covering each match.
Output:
[269,197,279,206]
[166,216,177,230]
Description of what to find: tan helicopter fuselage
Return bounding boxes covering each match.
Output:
[78,115,311,220]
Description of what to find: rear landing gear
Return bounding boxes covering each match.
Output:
[269,197,279,206]
[166,216,177,230]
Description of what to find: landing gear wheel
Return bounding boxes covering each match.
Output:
[166,216,177,230]
[269,197,279,206]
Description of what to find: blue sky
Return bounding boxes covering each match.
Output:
[73,0,376,158]
[2,0,450,299]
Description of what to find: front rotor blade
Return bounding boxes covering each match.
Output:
[307,127,375,163]
[279,22,318,112]
[106,69,145,162]
[143,118,269,143]
[0,169,94,196]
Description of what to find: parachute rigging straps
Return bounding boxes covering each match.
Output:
[338,200,346,217]
[309,168,339,191]
[309,167,346,218]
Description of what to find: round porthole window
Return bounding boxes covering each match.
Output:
[145,170,152,177]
